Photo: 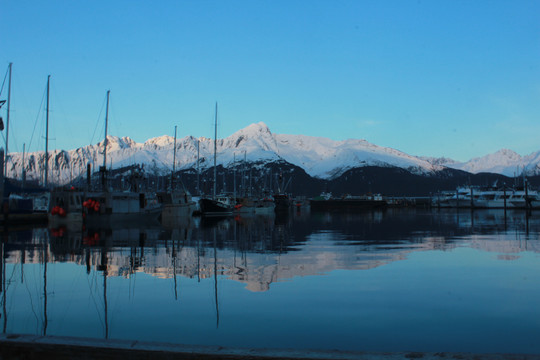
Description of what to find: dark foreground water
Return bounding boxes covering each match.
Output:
[1,208,540,355]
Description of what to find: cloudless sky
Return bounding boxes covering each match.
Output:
[1,0,539,162]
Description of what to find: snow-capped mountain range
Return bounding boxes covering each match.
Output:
[4,122,540,185]
[443,149,540,177]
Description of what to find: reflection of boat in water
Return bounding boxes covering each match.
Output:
[310,193,387,211]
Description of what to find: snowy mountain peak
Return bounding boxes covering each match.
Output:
[420,156,458,167]
[98,135,136,150]
[228,122,273,143]
[241,122,272,136]
[224,122,278,153]
[446,148,539,176]
[5,122,540,185]
[491,149,521,161]
[144,135,175,148]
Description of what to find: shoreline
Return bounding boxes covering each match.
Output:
[1,334,539,360]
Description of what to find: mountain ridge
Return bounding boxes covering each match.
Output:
[4,122,539,185]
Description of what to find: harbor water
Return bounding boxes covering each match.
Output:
[1,208,540,355]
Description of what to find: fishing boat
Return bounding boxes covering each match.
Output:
[83,91,162,227]
[158,126,197,225]
[272,193,291,212]
[198,103,233,216]
[200,195,234,216]
[48,187,84,228]
[272,172,292,212]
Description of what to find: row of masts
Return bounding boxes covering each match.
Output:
[1,64,52,188]
[0,63,186,192]
[1,65,263,196]
[0,62,114,190]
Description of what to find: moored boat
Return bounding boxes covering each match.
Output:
[198,103,234,217]
[84,190,162,227]
[434,185,539,209]
[48,187,84,228]
[273,193,291,212]
[82,90,162,228]
[199,195,234,216]
[310,193,387,211]
[158,189,197,224]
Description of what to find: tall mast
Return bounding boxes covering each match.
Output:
[22,143,26,189]
[197,140,200,195]
[213,102,217,199]
[4,63,11,178]
[172,125,177,189]
[103,90,110,170]
[44,75,50,188]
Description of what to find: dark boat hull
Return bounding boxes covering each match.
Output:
[199,198,233,216]
[273,194,290,212]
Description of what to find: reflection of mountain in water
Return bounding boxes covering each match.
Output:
[3,209,540,292]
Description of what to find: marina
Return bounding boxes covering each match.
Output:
[2,1,540,358]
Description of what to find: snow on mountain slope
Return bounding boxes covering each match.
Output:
[5,122,536,185]
[274,133,439,178]
[445,149,539,177]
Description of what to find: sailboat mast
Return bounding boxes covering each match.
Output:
[4,63,11,178]
[213,102,217,200]
[197,140,200,195]
[103,90,110,170]
[44,75,50,188]
[172,125,177,189]
[22,143,25,189]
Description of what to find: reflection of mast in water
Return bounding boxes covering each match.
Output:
[172,232,178,300]
[526,211,530,236]
[197,236,201,283]
[2,240,6,334]
[213,228,219,329]
[99,248,109,340]
[42,233,48,336]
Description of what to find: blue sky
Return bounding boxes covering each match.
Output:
[1,0,539,162]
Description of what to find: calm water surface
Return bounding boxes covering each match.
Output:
[1,208,540,354]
